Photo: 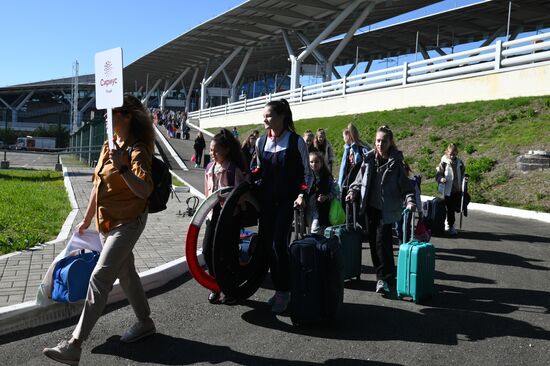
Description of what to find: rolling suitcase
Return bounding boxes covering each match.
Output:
[423,197,446,237]
[324,202,362,281]
[289,208,344,325]
[396,209,436,304]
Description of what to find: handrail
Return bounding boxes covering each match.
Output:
[186,32,550,121]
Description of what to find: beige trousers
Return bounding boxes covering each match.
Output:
[73,212,150,341]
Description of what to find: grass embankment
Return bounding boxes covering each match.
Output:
[230,96,550,212]
[0,169,71,254]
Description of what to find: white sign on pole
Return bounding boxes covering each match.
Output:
[95,47,124,149]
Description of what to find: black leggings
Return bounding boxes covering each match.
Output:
[259,201,294,292]
[366,206,395,285]
[203,204,221,276]
[445,191,462,227]
[194,149,203,165]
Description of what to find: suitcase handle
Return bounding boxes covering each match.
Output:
[402,208,415,244]
[345,201,357,230]
[293,207,306,241]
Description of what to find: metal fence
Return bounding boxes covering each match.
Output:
[189,32,550,120]
[69,118,106,165]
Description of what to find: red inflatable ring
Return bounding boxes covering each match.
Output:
[185,187,233,292]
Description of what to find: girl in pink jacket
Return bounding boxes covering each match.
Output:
[203,129,246,304]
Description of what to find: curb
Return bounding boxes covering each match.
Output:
[0,252,204,337]
[420,195,550,223]
[154,126,189,171]
[187,120,214,137]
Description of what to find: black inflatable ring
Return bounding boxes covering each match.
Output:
[211,181,268,299]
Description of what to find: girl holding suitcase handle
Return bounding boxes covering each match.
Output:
[346,125,416,295]
[253,99,312,313]
[435,143,466,236]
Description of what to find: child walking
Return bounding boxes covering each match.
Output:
[203,129,246,304]
[435,143,466,236]
[306,151,336,234]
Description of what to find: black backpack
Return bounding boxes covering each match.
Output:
[129,145,172,214]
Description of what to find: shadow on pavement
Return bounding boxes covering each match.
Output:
[91,334,401,365]
[433,284,550,314]
[436,247,549,271]
[240,300,550,345]
[456,230,550,244]
[435,270,496,284]
[0,274,193,346]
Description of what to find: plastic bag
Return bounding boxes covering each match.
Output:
[191,154,196,162]
[329,198,346,226]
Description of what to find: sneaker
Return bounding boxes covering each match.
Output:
[208,291,221,304]
[375,280,388,294]
[221,294,237,305]
[267,293,277,306]
[120,317,156,343]
[43,340,81,365]
[271,291,290,314]
[448,226,458,236]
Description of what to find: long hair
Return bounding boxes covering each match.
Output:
[374,125,397,156]
[212,128,247,172]
[346,123,365,146]
[309,151,331,180]
[114,95,155,151]
[265,98,295,132]
[241,130,259,149]
[313,128,327,152]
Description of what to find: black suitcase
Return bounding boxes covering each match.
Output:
[423,197,446,237]
[289,209,344,325]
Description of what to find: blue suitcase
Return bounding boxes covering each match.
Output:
[324,202,362,281]
[396,210,435,303]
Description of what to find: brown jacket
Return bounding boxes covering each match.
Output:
[94,140,153,233]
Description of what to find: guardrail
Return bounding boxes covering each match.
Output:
[188,31,550,120]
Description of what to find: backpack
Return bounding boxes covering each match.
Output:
[129,145,172,214]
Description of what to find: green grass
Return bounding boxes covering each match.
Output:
[215,95,550,212]
[172,175,185,187]
[0,169,71,254]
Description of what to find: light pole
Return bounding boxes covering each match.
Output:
[1,108,9,169]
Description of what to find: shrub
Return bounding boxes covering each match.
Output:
[464,144,476,154]
[466,157,497,183]
[419,146,434,155]
[428,134,441,142]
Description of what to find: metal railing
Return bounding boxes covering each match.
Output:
[188,32,550,120]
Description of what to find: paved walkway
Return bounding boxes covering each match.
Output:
[0,149,203,307]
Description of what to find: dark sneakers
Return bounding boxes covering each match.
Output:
[120,317,156,343]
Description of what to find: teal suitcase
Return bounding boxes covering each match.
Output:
[324,203,362,281]
[396,210,435,303]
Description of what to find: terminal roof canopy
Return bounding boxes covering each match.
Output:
[3,0,549,96]
[123,0,441,89]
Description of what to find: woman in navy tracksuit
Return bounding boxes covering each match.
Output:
[254,99,312,314]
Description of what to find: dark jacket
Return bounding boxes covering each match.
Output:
[349,148,415,224]
[193,136,206,152]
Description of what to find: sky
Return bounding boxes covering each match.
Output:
[0,0,489,87]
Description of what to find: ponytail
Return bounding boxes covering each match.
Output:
[266,98,295,132]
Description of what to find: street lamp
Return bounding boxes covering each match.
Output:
[1,107,9,169]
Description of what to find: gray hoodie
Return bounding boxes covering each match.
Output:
[349,148,415,224]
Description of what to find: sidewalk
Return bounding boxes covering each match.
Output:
[0,160,196,308]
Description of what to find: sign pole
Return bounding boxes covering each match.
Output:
[106,107,114,150]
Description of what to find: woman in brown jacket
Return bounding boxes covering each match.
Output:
[44,95,157,365]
